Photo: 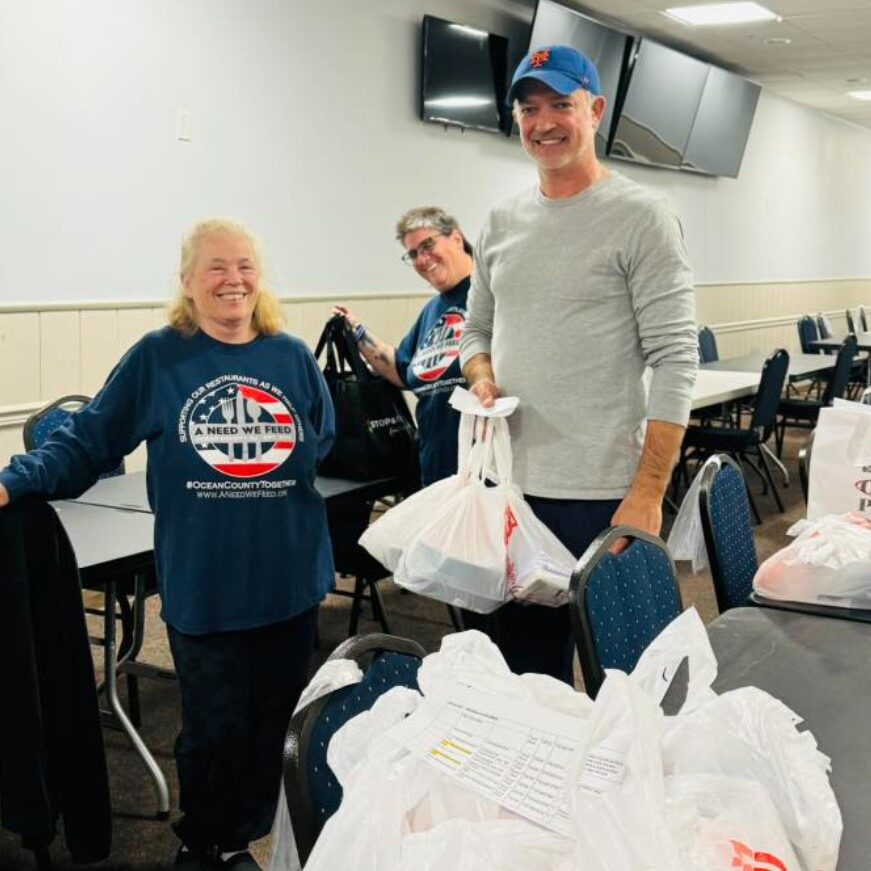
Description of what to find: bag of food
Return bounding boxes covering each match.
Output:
[753,512,871,607]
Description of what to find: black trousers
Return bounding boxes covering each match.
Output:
[167,606,319,853]
[490,497,621,685]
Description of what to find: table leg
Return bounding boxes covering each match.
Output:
[103,577,171,819]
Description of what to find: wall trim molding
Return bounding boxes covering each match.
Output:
[710,308,854,335]
[0,402,42,429]
[0,289,432,315]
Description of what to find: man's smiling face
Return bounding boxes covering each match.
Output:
[514,80,605,175]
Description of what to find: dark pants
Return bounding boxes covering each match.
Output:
[490,497,620,685]
[167,606,319,853]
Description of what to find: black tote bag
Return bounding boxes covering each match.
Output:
[315,316,418,481]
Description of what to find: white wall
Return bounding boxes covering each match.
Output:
[1,0,870,305]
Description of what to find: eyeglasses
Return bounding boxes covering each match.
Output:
[401,234,447,265]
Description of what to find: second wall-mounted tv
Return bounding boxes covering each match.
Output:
[609,38,761,178]
[421,15,509,135]
[527,0,633,155]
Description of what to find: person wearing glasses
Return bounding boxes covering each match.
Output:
[333,206,473,487]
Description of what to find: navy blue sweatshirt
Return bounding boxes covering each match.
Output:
[0,327,336,634]
[394,277,469,485]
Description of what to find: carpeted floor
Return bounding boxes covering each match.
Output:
[0,433,809,870]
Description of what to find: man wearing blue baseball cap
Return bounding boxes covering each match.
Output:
[460,45,698,684]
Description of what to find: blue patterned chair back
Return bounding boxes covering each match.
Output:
[284,635,425,864]
[23,395,125,478]
[569,526,682,698]
[699,455,757,612]
[822,335,857,405]
[697,326,718,364]
[797,316,819,354]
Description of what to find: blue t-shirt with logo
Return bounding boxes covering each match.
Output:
[394,277,469,485]
[0,327,336,634]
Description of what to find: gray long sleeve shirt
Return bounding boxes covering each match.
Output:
[460,171,698,499]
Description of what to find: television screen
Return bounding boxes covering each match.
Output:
[526,0,632,154]
[609,39,709,170]
[682,66,761,178]
[421,15,508,135]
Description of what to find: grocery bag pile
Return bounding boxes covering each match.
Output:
[753,512,871,607]
[286,610,840,871]
[359,389,576,612]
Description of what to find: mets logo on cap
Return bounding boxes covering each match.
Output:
[530,49,551,69]
[188,382,297,479]
[410,308,466,383]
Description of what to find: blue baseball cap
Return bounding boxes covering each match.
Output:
[507,45,601,104]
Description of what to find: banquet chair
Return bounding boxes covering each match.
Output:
[680,349,789,516]
[569,526,682,699]
[698,455,758,613]
[283,633,425,864]
[24,395,125,477]
[816,312,834,340]
[775,335,856,457]
[860,305,869,333]
[697,325,718,363]
[846,308,857,335]
[327,498,392,636]
[796,315,824,398]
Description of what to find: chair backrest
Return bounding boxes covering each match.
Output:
[697,326,718,364]
[748,349,789,439]
[820,335,858,405]
[23,395,92,451]
[860,305,869,333]
[569,526,682,699]
[797,315,820,354]
[23,395,125,477]
[846,308,856,334]
[798,429,815,504]
[284,633,425,864]
[816,313,833,339]
[698,455,757,612]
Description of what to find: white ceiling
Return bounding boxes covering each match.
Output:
[565,0,871,129]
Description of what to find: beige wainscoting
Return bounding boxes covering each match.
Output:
[1,279,869,468]
[0,293,430,469]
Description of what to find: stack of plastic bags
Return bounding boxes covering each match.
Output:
[286,609,841,871]
[359,389,576,612]
[753,512,871,607]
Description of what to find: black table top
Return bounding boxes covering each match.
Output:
[708,607,871,871]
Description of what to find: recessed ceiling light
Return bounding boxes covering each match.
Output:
[763,36,791,46]
[664,3,781,26]
[848,90,871,101]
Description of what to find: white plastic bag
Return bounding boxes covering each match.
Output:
[807,399,871,520]
[666,467,709,573]
[753,512,871,607]
[394,417,513,613]
[358,415,476,572]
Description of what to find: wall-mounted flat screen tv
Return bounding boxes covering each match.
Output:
[526,0,633,154]
[609,39,709,170]
[421,15,509,135]
[682,66,761,178]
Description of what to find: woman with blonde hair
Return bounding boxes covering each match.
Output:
[0,218,335,870]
